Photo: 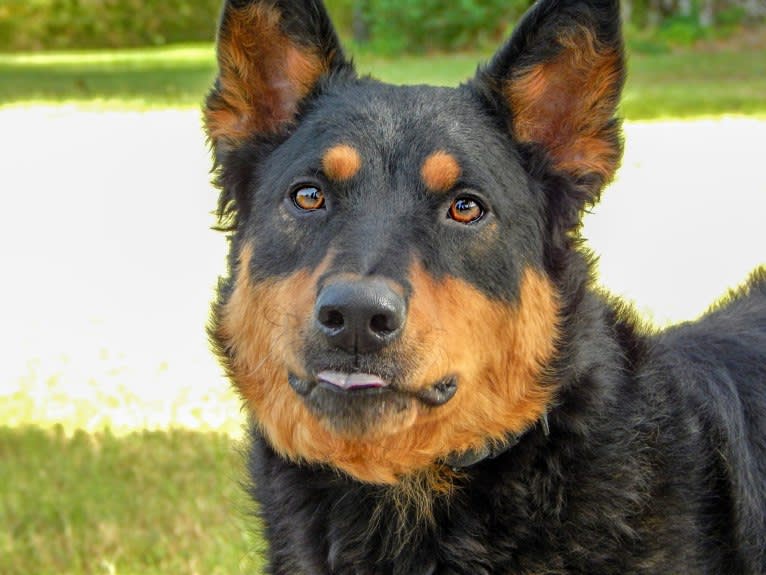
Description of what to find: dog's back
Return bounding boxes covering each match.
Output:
[645,270,766,572]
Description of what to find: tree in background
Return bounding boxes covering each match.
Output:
[353,0,370,43]
[0,0,763,53]
[621,0,763,29]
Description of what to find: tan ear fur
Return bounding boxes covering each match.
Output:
[204,3,329,146]
[504,25,623,184]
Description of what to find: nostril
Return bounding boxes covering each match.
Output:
[324,310,345,330]
[318,307,345,331]
[370,313,396,336]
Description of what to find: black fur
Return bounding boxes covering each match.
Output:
[205,0,766,572]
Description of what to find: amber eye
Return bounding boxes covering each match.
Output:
[292,186,325,211]
[448,196,484,224]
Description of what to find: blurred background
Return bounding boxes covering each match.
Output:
[1,1,764,574]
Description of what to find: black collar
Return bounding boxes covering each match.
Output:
[442,414,550,470]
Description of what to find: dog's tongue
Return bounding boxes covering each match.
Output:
[317,371,388,391]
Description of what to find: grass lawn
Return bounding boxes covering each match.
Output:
[1,41,765,118]
[1,36,765,575]
[0,427,262,575]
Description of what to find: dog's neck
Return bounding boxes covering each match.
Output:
[442,413,551,469]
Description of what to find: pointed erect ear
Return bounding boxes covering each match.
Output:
[204,0,352,150]
[476,0,625,197]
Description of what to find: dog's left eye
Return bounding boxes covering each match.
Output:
[448,196,485,224]
[292,186,326,211]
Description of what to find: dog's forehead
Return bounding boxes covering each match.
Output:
[301,82,503,163]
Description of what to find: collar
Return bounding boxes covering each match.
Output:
[442,413,550,470]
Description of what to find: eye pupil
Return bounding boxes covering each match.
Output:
[449,196,484,224]
[456,199,471,211]
[293,186,325,211]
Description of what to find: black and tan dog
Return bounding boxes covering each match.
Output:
[204,0,766,572]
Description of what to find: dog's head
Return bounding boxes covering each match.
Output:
[205,0,624,484]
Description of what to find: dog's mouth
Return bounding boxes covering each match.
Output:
[289,371,458,405]
[288,371,458,435]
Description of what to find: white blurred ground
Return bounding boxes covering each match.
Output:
[0,108,763,433]
[585,118,765,322]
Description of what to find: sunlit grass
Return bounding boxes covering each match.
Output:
[2,41,765,118]
[0,44,214,66]
[1,353,242,437]
[623,48,766,119]
[0,45,216,109]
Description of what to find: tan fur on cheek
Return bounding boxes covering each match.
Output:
[394,264,560,461]
[217,247,412,483]
[218,247,559,486]
[217,246,332,454]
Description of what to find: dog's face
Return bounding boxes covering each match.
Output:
[206,0,624,483]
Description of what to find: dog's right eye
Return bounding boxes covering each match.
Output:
[448,196,485,225]
[292,186,326,211]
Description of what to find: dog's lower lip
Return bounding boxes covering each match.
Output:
[415,376,458,407]
[288,373,315,396]
[317,371,389,391]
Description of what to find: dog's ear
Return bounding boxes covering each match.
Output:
[476,0,624,201]
[204,0,352,150]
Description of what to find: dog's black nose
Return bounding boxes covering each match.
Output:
[315,279,406,354]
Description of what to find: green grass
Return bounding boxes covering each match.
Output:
[0,45,216,109]
[1,42,765,119]
[623,49,766,119]
[0,426,263,575]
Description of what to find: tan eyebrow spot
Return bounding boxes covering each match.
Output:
[421,151,462,193]
[322,144,362,182]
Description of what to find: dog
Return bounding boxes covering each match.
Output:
[203,0,766,572]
